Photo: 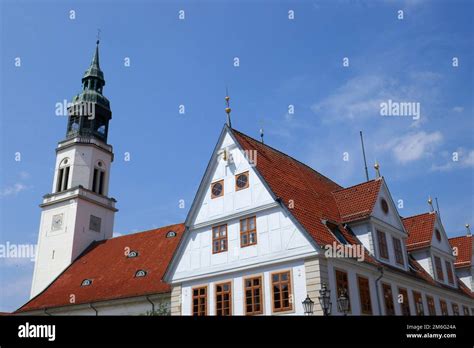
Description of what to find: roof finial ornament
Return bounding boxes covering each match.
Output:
[96,28,101,45]
[428,196,434,212]
[225,87,232,128]
[260,127,264,144]
[466,224,472,237]
[374,160,380,178]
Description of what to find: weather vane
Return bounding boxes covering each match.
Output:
[97,29,101,44]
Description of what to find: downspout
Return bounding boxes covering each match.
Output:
[43,308,52,316]
[375,265,384,315]
[89,303,98,316]
[146,296,155,314]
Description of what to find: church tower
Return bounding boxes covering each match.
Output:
[30,41,117,298]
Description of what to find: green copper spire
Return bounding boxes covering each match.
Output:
[66,40,112,143]
[82,40,105,84]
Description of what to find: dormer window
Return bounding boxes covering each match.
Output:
[392,237,404,266]
[135,270,147,277]
[377,230,389,259]
[211,180,224,199]
[235,172,249,191]
[326,222,348,245]
[166,231,177,238]
[127,250,139,258]
[445,260,454,285]
[434,256,444,281]
[81,279,92,287]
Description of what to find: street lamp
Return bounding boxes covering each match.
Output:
[337,289,350,316]
[318,283,331,316]
[302,294,314,316]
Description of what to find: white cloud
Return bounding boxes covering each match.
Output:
[384,131,443,164]
[431,148,474,171]
[452,106,464,113]
[112,232,123,238]
[0,183,28,197]
[310,73,440,124]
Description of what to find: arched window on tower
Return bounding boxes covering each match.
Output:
[56,158,71,193]
[92,161,106,195]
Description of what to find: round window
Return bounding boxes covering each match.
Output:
[381,199,389,214]
[236,173,249,190]
[435,229,441,242]
[211,181,223,197]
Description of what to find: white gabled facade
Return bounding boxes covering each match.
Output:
[166,127,321,315]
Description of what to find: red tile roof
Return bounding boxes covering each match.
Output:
[332,179,382,223]
[402,212,436,251]
[449,235,472,268]
[17,223,185,313]
[232,129,344,247]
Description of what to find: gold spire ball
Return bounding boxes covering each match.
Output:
[374,161,380,178]
[225,95,232,128]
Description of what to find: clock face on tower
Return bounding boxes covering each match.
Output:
[51,213,64,231]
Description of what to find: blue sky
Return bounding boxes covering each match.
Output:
[0,0,472,312]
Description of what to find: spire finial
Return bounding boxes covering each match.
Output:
[466,224,471,237]
[96,28,101,44]
[225,87,232,128]
[374,160,380,178]
[428,196,434,212]
[260,127,264,144]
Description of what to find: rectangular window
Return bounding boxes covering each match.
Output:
[56,168,64,192]
[393,237,404,265]
[63,166,70,191]
[426,295,436,315]
[98,170,105,195]
[335,269,351,313]
[271,271,293,313]
[452,303,459,316]
[215,282,232,316]
[212,224,228,254]
[413,291,424,316]
[192,286,207,316]
[357,276,372,315]
[377,230,389,259]
[382,283,395,315]
[240,216,257,247]
[244,276,263,315]
[434,256,444,281]
[92,168,98,193]
[445,260,454,285]
[440,299,448,315]
[398,287,411,316]
[462,306,470,316]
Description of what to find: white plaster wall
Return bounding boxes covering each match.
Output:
[173,206,316,281]
[193,133,274,226]
[371,220,407,271]
[456,267,472,291]
[55,144,112,195]
[180,260,307,315]
[371,181,405,232]
[349,222,373,255]
[72,198,115,261]
[31,200,78,298]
